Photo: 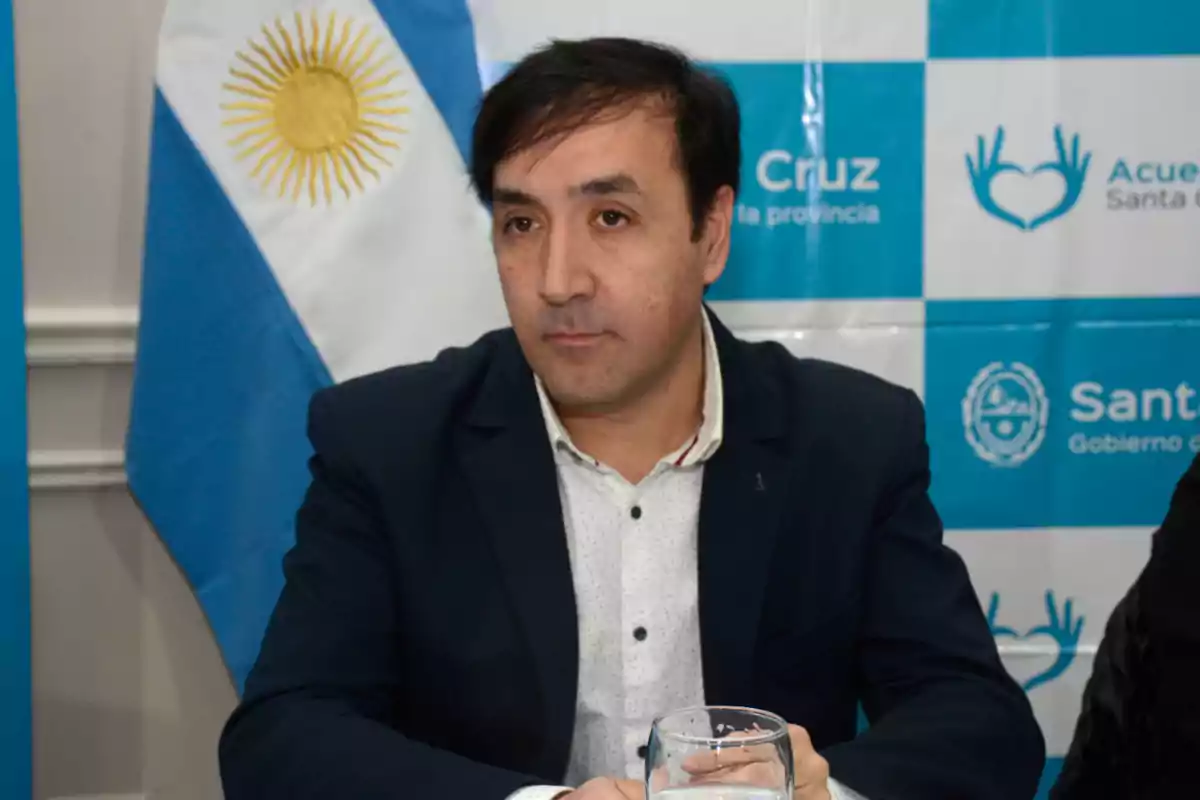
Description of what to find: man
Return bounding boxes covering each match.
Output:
[219,37,1043,800]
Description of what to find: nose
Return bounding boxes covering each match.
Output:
[538,222,595,306]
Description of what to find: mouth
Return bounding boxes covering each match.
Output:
[543,331,608,348]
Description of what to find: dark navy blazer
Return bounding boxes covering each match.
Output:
[219,311,1044,800]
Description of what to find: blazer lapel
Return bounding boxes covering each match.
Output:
[459,333,579,781]
[699,311,791,705]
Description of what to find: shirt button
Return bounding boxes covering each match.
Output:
[637,745,648,759]
[633,626,648,642]
[631,505,642,520]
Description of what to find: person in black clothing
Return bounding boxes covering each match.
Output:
[1053,453,1200,797]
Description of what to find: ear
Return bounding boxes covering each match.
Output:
[700,185,735,287]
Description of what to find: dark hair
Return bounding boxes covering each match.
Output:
[470,37,741,240]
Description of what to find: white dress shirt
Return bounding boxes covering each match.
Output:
[508,314,866,800]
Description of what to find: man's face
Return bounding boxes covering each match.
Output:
[490,102,731,412]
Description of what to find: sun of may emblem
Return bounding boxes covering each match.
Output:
[222,11,409,205]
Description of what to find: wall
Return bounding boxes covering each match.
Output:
[18,0,235,796]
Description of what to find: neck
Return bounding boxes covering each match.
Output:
[557,318,707,484]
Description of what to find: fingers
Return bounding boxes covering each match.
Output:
[680,729,791,793]
[669,721,834,799]
[613,778,643,799]
[990,126,1005,164]
[688,761,786,789]
[795,751,831,789]
[1053,125,1067,160]
[681,738,778,774]
[789,724,831,796]
[682,744,776,773]
[1044,589,1060,626]
[788,723,815,763]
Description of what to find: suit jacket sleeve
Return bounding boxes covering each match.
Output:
[823,390,1045,800]
[218,390,541,800]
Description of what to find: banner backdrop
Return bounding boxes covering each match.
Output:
[468,1,1200,796]
[0,0,28,794]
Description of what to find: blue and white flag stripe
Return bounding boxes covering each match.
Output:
[129,0,506,686]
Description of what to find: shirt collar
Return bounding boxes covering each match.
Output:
[534,311,725,469]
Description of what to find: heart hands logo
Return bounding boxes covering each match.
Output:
[966,125,1092,231]
[987,590,1085,693]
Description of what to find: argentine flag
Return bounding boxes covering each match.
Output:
[128,0,507,688]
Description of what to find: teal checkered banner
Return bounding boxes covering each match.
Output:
[473,0,1200,795]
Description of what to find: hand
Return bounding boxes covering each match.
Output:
[681,724,831,800]
[985,592,1020,638]
[1024,588,1085,692]
[786,725,832,800]
[560,777,643,799]
[1029,125,1090,230]
[966,126,1027,231]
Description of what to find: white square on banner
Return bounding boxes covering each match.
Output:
[945,527,1154,756]
[469,0,928,63]
[925,57,1200,299]
[710,299,925,397]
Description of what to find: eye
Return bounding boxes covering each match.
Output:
[502,216,536,234]
[596,209,630,228]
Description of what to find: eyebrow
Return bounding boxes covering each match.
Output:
[491,173,643,208]
[492,187,539,207]
[573,173,642,197]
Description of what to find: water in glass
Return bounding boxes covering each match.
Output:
[645,706,793,800]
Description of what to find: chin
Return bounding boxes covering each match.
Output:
[540,382,599,409]
[538,375,622,411]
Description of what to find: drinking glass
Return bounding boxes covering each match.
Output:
[645,705,793,800]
